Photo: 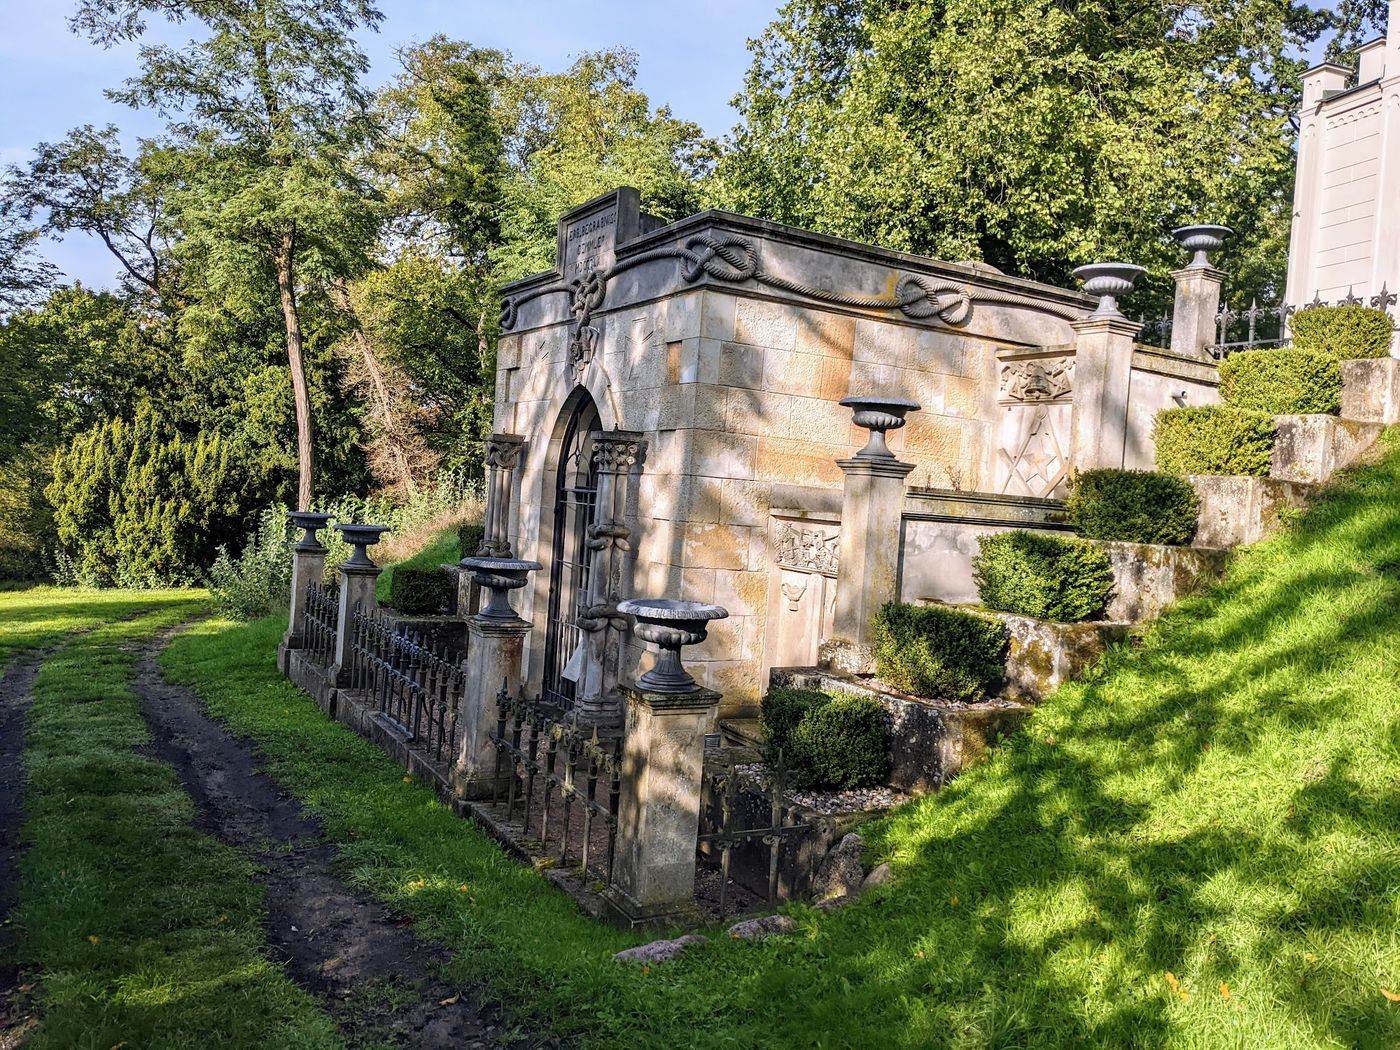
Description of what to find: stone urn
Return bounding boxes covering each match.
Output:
[287,511,333,551]
[1171,224,1233,269]
[460,556,541,620]
[335,523,391,568]
[838,396,922,459]
[618,598,729,694]
[1072,262,1147,318]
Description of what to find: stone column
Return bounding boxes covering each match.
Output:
[452,557,541,799]
[279,511,332,672]
[1168,225,1230,359]
[574,430,645,728]
[480,434,525,557]
[604,598,727,927]
[1067,315,1140,471]
[824,398,919,673]
[330,524,389,687]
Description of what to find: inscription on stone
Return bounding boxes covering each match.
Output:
[563,205,619,283]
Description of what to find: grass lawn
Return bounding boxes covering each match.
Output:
[0,586,201,664]
[153,430,1400,1048]
[17,602,343,1049]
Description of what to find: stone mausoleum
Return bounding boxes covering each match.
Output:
[487,188,1223,721]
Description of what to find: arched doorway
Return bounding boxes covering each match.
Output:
[541,391,601,710]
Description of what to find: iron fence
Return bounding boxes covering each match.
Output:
[1208,300,1292,358]
[698,748,810,918]
[303,581,340,665]
[489,686,623,885]
[349,608,464,766]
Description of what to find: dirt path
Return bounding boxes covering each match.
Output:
[0,653,44,1040]
[133,630,524,1050]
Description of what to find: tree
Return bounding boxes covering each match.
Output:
[71,0,384,510]
[0,206,58,315]
[712,0,1370,308]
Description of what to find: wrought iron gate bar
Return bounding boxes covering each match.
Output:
[303,581,340,665]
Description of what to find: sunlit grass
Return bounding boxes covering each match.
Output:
[0,585,204,663]
[153,427,1400,1048]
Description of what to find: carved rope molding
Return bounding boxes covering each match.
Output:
[498,233,1086,335]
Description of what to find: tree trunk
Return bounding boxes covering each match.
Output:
[276,227,315,510]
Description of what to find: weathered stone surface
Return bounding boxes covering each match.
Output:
[613,935,708,964]
[1341,358,1400,424]
[992,611,1129,702]
[813,833,866,902]
[726,915,797,940]
[817,638,874,676]
[1270,414,1382,484]
[1190,475,1316,547]
[860,863,894,892]
[1100,541,1230,623]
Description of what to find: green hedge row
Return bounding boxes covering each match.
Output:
[1154,406,1275,477]
[760,687,889,790]
[1066,469,1198,546]
[388,567,456,615]
[1218,348,1341,415]
[872,601,1007,699]
[1290,304,1393,360]
[973,531,1114,622]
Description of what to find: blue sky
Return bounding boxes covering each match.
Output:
[0,0,781,289]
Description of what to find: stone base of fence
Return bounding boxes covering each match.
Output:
[285,649,339,717]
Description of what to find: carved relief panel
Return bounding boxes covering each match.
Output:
[764,519,840,677]
[994,355,1075,498]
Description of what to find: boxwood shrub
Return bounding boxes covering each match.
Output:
[388,566,455,615]
[1066,469,1198,546]
[871,601,1008,700]
[973,530,1113,622]
[1218,348,1341,415]
[1153,406,1275,477]
[457,521,486,559]
[760,687,889,790]
[1289,304,1394,360]
[787,693,890,790]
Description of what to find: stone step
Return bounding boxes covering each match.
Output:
[1190,475,1316,548]
[1341,358,1400,425]
[1270,413,1383,485]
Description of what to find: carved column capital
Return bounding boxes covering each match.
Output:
[590,430,645,475]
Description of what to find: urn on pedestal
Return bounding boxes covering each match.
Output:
[1072,263,1147,318]
[335,523,390,568]
[288,511,333,551]
[618,598,729,694]
[460,557,541,620]
[838,396,921,460]
[1171,225,1233,269]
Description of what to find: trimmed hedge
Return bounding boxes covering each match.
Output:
[973,530,1113,622]
[1219,348,1341,415]
[760,687,889,790]
[872,601,1008,700]
[1066,469,1198,546]
[388,566,455,615]
[1153,406,1275,477]
[457,521,486,559]
[788,693,889,790]
[1290,304,1394,360]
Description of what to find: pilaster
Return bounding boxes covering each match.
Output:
[1169,266,1225,359]
[1068,315,1140,471]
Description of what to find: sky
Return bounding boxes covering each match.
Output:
[0,0,782,290]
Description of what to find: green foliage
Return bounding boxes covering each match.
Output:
[974,531,1114,622]
[388,567,455,615]
[787,692,890,790]
[206,506,294,621]
[760,687,888,790]
[47,408,244,587]
[457,521,485,559]
[1219,347,1342,414]
[1066,469,1198,546]
[711,0,1310,303]
[1289,304,1394,359]
[872,602,1008,699]
[1154,405,1276,477]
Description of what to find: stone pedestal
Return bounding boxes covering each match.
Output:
[452,615,531,799]
[1068,315,1140,471]
[829,456,916,669]
[1169,265,1225,359]
[331,565,380,686]
[1342,358,1400,424]
[603,684,720,927]
[278,512,332,672]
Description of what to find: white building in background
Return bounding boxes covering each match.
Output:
[1286,0,1400,351]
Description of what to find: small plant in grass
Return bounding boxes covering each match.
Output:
[1219,348,1342,415]
[1066,469,1198,545]
[1289,304,1394,359]
[1153,405,1275,476]
[872,601,1008,699]
[206,505,293,620]
[387,566,455,614]
[760,687,889,790]
[787,692,889,790]
[974,530,1113,622]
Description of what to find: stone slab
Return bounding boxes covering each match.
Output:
[1341,358,1400,424]
[1100,541,1231,623]
[982,610,1130,702]
[1190,475,1317,548]
[1270,414,1382,485]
